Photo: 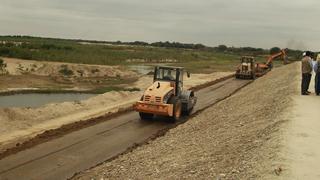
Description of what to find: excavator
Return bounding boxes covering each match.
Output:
[236,48,288,79]
[255,48,288,77]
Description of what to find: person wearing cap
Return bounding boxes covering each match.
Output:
[302,52,306,57]
[301,51,313,95]
[314,54,320,95]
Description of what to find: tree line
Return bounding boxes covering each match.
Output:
[0,36,307,61]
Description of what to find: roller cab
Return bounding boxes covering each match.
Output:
[133,66,197,122]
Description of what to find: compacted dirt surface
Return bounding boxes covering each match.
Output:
[0,75,246,180]
[0,70,232,152]
[272,76,320,180]
[75,63,300,180]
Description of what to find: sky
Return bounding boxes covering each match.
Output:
[0,0,319,50]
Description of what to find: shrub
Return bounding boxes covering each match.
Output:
[0,58,7,73]
[0,58,6,67]
[217,45,228,52]
[91,68,100,73]
[0,47,10,55]
[59,65,74,76]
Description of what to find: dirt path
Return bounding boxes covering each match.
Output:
[75,63,299,179]
[272,75,320,180]
[0,77,249,180]
[284,96,320,179]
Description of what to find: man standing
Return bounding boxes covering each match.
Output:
[315,54,320,95]
[301,51,313,95]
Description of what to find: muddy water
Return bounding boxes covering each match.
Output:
[283,95,320,179]
[0,93,96,108]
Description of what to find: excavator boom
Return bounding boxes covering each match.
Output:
[266,48,288,66]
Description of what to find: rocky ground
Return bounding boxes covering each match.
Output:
[74,63,300,180]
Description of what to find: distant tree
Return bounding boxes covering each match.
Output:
[194,44,206,49]
[270,47,281,54]
[131,41,149,46]
[149,41,205,49]
[286,48,303,60]
[217,45,228,52]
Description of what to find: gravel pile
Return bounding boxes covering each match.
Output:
[75,63,299,180]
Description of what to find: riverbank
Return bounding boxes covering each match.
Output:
[0,57,138,94]
[0,86,140,96]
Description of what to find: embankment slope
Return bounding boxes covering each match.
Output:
[75,63,299,179]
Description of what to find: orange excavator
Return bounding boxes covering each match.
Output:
[255,48,288,76]
[236,48,288,79]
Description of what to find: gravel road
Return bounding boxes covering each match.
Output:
[75,63,299,180]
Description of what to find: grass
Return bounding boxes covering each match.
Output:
[0,36,298,95]
[0,36,212,66]
[0,36,298,74]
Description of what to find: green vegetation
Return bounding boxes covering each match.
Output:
[270,47,281,54]
[0,36,303,73]
[0,58,6,68]
[0,58,7,74]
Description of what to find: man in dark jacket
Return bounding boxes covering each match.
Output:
[315,54,320,95]
[301,51,313,95]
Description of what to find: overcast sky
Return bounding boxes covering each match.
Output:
[0,0,319,50]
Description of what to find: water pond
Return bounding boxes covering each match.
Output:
[0,93,96,108]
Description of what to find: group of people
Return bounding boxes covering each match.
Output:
[301,51,320,95]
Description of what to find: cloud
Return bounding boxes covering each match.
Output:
[0,0,319,50]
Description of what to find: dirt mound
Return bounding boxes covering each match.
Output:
[74,63,299,179]
[2,57,135,78]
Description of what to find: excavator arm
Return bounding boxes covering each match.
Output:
[266,48,288,66]
[254,48,288,77]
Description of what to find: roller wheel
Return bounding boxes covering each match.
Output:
[251,72,256,80]
[168,97,182,123]
[139,112,153,120]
